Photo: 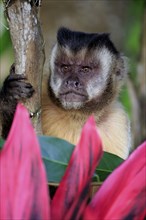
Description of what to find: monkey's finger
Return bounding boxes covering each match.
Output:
[7,81,33,89]
[6,74,27,82]
[4,80,34,98]
[8,86,35,100]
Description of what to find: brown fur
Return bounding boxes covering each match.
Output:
[41,30,131,160]
[42,76,131,159]
[0,28,131,160]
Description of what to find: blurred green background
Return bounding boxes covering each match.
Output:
[0,0,145,148]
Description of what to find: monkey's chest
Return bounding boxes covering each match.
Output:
[42,111,83,145]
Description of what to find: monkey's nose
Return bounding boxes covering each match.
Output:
[65,79,82,89]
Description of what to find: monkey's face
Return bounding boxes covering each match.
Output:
[49,28,127,111]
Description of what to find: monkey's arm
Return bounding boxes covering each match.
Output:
[0,65,34,139]
[97,103,131,159]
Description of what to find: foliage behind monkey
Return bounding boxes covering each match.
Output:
[0,27,131,159]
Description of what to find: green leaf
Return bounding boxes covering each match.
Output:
[39,136,74,183]
[97,152,124,182]
[39,135,124,184]
[0,138,4,150]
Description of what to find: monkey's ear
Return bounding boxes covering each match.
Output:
[116,55,129,80]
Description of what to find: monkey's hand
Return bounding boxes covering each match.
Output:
[0,64,34,139]
[1,65,34,101]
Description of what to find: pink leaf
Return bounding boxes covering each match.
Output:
[84,141,146,220]
[51,116,103,220]
[0,104,50,220]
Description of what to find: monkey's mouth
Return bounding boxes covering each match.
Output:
[59,91,86,102]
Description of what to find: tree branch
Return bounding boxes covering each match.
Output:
[3,0,45,134]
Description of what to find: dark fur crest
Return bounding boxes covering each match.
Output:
[57,27,119,55]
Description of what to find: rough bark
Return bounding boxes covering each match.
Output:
[3,0,45,134]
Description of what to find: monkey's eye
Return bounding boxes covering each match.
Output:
[61,65,70,73]
[82,66,91,73]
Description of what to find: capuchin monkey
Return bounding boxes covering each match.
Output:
[0,27,131,159]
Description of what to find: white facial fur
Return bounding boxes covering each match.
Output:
[49,45,118,110]
[61,101,84,110]
[87,48,113,100]
[50,44,62,97]
[50,44,57,72]
[50,45,85,109]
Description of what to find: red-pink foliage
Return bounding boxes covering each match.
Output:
[0,104,50,220]
[0,104,145,220]
[84,141,146,220]
[51,116,103,220]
